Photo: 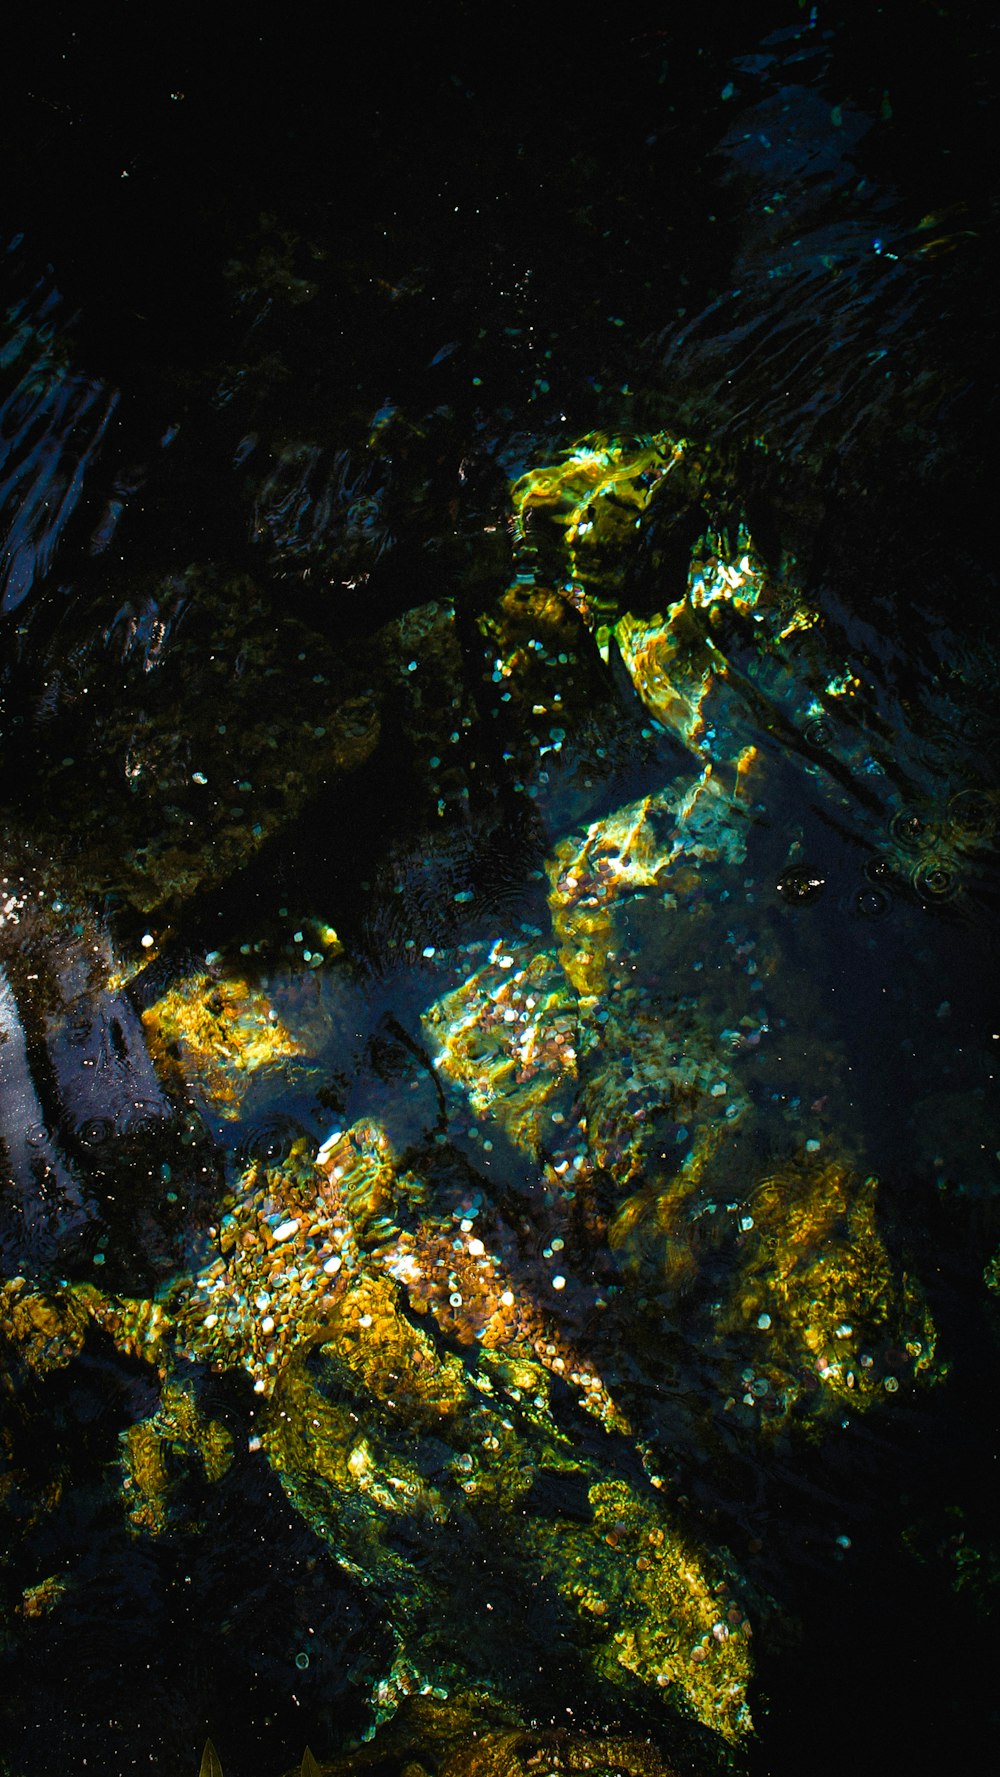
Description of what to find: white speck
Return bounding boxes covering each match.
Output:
[460,1218,474,1232]
[140,933,154,949]
[498,955,514,969]
[248,1435,261,1452]
[500,1289,515,1307]
[254,1379,267,1394]
[359,1314,373,1328]
[273,1219,300,1243]
[740,1214,754,1232]
[422,945,436,958]
[191,771,208,785]
[468,1237,485,1257]
[323,1255,342,1275]
[450,1292,463,1307]
[710,1082,727,1097]
[552,1275,566,1290]
[316,1131,343,1162]
[203,1313,218,1329]
[261,1316,275,1334]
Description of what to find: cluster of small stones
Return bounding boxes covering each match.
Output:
[171,1139,358,1392]
[313,1128,628,1437]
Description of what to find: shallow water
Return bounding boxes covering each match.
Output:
[1,10,998,1776]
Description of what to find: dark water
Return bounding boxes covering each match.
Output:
[1,9,998,1776]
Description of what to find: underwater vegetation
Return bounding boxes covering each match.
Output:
[1,413,977,1777]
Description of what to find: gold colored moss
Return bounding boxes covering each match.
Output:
[547,768,758,1000]
[0,1279,92,1376]
[262,1270,736,1737]
[142,972,303,1115]
[120,1379,233,1537]
[608,1124,734,1289]
[423,943,579,1153]
[525,1477,751,1743]
[316,1271,470,1426]
[718,1161,944,1421]
[510,433,692,621]
[20,1573,68,1620]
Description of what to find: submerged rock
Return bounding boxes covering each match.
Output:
[0,425,966,1764]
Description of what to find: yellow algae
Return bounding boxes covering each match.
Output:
[141,971,303,1115]
[586,1010,748,1197]
[0,1278,93,1376]
[615,609,720,756]
[317,1119,402,1247]
[172,1140,351,1392]
[313,1270,469,1426]
[20,1573,69,1620]
[262,1262,740,1738]
[718,1161,945,1423]
[265,1357,447,1557]
[510,432,691,619]
[607,1124,737,1288]
[122,1421,170,1534]
[315,1123,629,1436]
[526,1478,751,1743]
[422,943,580,1153]
[547,768,758,999]
[120,1379,233,1537]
